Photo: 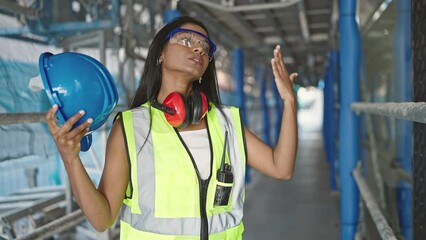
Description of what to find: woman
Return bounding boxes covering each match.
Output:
[45,16,298,239]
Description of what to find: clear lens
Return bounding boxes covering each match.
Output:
[166,29,216,60]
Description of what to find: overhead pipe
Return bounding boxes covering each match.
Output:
[339,0,361,239]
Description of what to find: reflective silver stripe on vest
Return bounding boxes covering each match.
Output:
[121,105,246,235]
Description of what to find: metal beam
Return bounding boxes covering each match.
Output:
[351,102,426,124]
[297,1,310,43]
[0,0,39,19]
[353,164,398,240]
[15,210,85,240]
[178,2,240,48]
[182,0,300,12]
[0,113,46,126]
[361,0,394,36]
[1,194,65,223]
[0,20,114,37]
[60,30,105,49]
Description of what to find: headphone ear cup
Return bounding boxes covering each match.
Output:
[199,91,208,118]
[188,90,208,125]
[189,90,202,124]
[163,92,190,128]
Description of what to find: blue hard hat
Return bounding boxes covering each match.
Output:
[39,52,118,151]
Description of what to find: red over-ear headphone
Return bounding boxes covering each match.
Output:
[151,90,208,128]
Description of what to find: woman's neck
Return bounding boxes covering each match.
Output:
[158,79,194,102]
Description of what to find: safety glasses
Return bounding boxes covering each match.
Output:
[165,28,217,61]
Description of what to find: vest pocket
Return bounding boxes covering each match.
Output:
[155,174,198,218]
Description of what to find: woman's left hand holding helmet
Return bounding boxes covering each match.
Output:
[45,104,93,165]
[271,45,298,102]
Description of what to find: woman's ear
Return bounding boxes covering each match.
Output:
[159,53,164,63]
[157,53,164,65]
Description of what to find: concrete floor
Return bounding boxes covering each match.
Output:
[242,130,341,240]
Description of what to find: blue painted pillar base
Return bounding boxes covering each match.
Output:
[398,184,413,240]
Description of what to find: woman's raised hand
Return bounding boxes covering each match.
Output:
[271,45,298,102]
[45,104,92,164]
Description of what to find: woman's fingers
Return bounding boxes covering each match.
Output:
[58,111,92,142]
[59,110,86,134]
[45,105,93,145]
[288,73,298,83]
[58,125,90,147]
[45,104,60,133]
[273,46,289,78]
[271,45,298,101]
[67,118,93,140]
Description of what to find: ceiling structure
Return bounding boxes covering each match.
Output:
[176,0,336,86]
[0,0,396,87]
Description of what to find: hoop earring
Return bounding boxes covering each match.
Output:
[199,77,202,84]
[157,58,163,65]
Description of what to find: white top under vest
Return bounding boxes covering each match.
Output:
[179,129,211,180]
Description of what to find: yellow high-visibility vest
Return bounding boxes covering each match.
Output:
[119,102,247,240]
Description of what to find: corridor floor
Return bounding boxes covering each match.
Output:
[242,129,341,240]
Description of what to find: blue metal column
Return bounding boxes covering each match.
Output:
[163,9,181,24]
[324,50,338,192]
[339,0,360,239]
[258,66,271,146]
[272,79,283,145]
[233,48,246,124]
[323,59,331,184]
[233,48,250,182]
[393,0,412,239]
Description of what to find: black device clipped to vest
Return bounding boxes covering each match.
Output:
[214,131,234,206]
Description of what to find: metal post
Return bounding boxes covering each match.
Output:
[233,48,246,124]
[273,78,283,145]
[258,66,270,146]
[339,0,360,239]
[393,1,412,239]
[233,48,250,183]
[324,50,337,192]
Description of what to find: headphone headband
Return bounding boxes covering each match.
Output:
[151,100,175,115]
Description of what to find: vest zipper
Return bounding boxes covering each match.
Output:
[200,179,209,240]
[174,128,212,240]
